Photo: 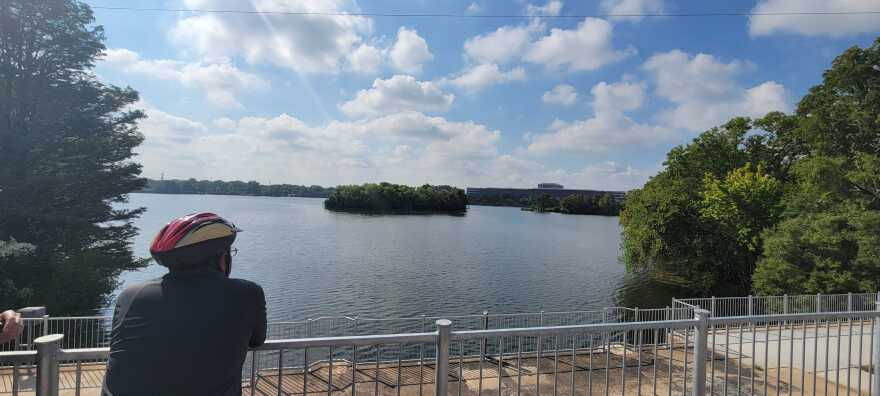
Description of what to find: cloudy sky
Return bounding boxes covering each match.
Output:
[90,0,880,190]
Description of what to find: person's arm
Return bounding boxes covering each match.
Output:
[0,310,21,344]
[248,286,267,348]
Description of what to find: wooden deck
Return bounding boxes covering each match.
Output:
[0,347,650,395]
[243,347,656,396]
[0,363,106,395]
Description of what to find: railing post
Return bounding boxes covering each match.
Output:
[748,295,753,316]
[874,296,880,396]
[817,293,822,313]
[35,334,62,396]
[634,307,640,322]
[665,306,671,345]
[304,319,312,378]
[435,319,452,396]
[480,311,488,361]
[42,315,49,337]
[710,296,716,317]
[848,292,853,312]
[692,309,710,396]
[783,294,789,314]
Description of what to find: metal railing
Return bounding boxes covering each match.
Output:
[674,292,880,318]
[8,302,880,396]
[0,308,680,352]
[5,293,874,352]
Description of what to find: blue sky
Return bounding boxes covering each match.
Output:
[88,0,880,190]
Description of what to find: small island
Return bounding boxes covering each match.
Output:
[522,192,621,216]
[324,183,468,214]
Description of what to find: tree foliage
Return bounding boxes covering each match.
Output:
[557,193,620,215]
[0,0,146,313]
[621,37,880,295]
[143,178,334,198]
[519,193,621,215]
[324,183,467,213]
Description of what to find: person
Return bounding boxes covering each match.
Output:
[103,213,267,396]
[0,310,22,344]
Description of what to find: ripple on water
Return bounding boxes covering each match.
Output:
[110,194,678,320]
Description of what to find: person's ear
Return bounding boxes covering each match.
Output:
[218,254,229,275]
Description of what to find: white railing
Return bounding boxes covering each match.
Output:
[7,293,874,352]
[6,304,880,396]
[674,292,880,317]
[4,293,880,395]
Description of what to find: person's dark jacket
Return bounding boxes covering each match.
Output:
[102,268,267,396]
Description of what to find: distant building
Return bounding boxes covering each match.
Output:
[537,183,564,189]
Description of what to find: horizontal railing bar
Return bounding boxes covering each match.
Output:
[0,350,37,364]
[452,319,698,340]
[254,332,437,350]
[709,310,880,325]
[57,348,110,362]
[46,316,111,320]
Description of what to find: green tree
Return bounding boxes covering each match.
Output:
[699,164,783,285]
[559,194,589,214]
[621,37,880,295]
[0,0,146,313]
[531,193,558,212]
[620,118,786,292]
[324,183,467,213]
[752,208,880,294]
[752,39,880,295]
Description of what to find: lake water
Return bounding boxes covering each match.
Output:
[112,193,685,321]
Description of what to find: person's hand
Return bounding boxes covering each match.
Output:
[0,310,22,344]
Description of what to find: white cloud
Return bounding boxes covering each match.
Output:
[102,48,267,108]
[466,2,481,15]
[339,75,454,117]
[741,81,790,117]
[169,0,373,73]
[463,24,535,64]
[525,18,635,72]
[560,161,657,190]
[591,81,645,113]
[136,103,509,186]
[750,0,880,37]
[347,44,384,74]
[389,27,433,75]
[528,81,672,153]
[541,84,578,106]
[643,50,791,131]
[599,0,665,22]
[135,103,656,189]
[526,1,563,16]
[527,113,670,153]
[445,63,527,92]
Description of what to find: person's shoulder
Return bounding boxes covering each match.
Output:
[225,278,264,295]
[118,278,162,298]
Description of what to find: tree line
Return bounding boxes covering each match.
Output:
[324,183,468,213]
[621,38,880,296]
[524,193,621,216]
[142,178,334,198]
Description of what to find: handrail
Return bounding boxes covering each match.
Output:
[0,350,37,365]
[452,318,698,340]
[708,309,880,325]
[57,348,109,362]
[253,331,437,349]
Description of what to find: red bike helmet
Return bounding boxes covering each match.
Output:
[150,213,241,270]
